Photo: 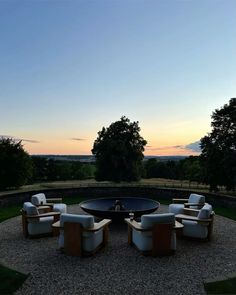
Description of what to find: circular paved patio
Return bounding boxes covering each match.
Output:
[0,204,235,295]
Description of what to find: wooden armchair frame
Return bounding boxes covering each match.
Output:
[172,198,205,209]
[54,219,112,256]
[175,208,214,241]
[36,198,63,211]
[32,193,63,211]
[21,209,60,238]
[124,218,183,257]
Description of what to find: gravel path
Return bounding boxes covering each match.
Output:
[0,204,236,295]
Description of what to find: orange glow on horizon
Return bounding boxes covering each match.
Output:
[23,140,200,157]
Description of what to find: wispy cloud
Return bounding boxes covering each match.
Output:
[0,135,39,143]
[70,138,86,141]
[146,145,185,151]
[185,141,201,152]
[146,141,201,153]
[21,138,40,143]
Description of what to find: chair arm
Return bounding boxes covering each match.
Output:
[124,218,149,232]
[42,203,54,207]
[46,198,62,203]
[27,212,61,219]
[35,205,53,213]
[83,219,112,232]
[176,214,212,224]
[184,203,204,208]
[172,198,188,203]
[124,218,182,231]
[174,221,184,229]
[183,208,199,216]
[52,219,112,231]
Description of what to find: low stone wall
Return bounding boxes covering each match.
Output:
[0,186,235,209]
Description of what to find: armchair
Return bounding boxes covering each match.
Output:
[31,193,67,213]
[125,213,182,256]
[169,193,205,215]
[175,203,214,241]
[57,213,112,256]
[21,202,60,238]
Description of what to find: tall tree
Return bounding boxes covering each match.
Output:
[92,116,147,182]
[0,138,33,189]
[200,98,236,191]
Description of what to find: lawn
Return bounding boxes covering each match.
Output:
[0,264,28,294]
[204,277,236,294]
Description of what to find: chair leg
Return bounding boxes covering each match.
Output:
[127,225,133,245]
[152,224,173,256]
[52,214,60,237]
[21,213,28,238]
[64,222,82,256]
[102,225,109,247]
[207,217,214,241]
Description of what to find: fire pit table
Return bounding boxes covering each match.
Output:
[79,197,160,221]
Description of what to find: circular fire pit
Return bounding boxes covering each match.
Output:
[79,197,160,221]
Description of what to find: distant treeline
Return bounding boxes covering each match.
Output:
[31,156,96,182]
[142,156,202,182]
[30,155,201,184]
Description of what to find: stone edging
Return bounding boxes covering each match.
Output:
[0,185,235,209]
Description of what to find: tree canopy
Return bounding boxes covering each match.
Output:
[92,116,147,182]
[0,138,33,190]
[200,98,236,191]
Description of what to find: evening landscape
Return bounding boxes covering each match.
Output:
[0,1,235,294]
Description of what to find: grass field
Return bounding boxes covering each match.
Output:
[0,264,28,294]
[204,277,236,294]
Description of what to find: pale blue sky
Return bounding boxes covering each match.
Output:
[0,0,235,155]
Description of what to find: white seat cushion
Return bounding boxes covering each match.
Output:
[188,193,205,204]
[141,213,175,229]
[53,203,67,213]
[23,202,39,216]
[197,203,212,219]
[31,193,47,205]
[132,225,176,251]
[59,214,102,252]
[60,213,94,228]
[132,213,176,251]
[188,194,205,209]
[58,228,103,252]
[28,216,54,236]
[169,194,205,213]
[169,203,184,215]
[182,220,208,239]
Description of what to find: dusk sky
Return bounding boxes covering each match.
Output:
[0,1,235,156]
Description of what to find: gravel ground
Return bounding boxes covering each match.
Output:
[0,204,236,295]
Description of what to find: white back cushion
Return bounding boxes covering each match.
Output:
[197,203,212,219]
[23,202,39,215]
[60,213,94,228]
[141,213,175,229]
[31,193,47,205]
[182,220,208,239]
[189,194,205,204]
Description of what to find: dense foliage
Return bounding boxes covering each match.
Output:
[200,98,236,191]
[31,156,95,182]
[0,138,32,189]
[143,156,202,183]
[92,116,147,182]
